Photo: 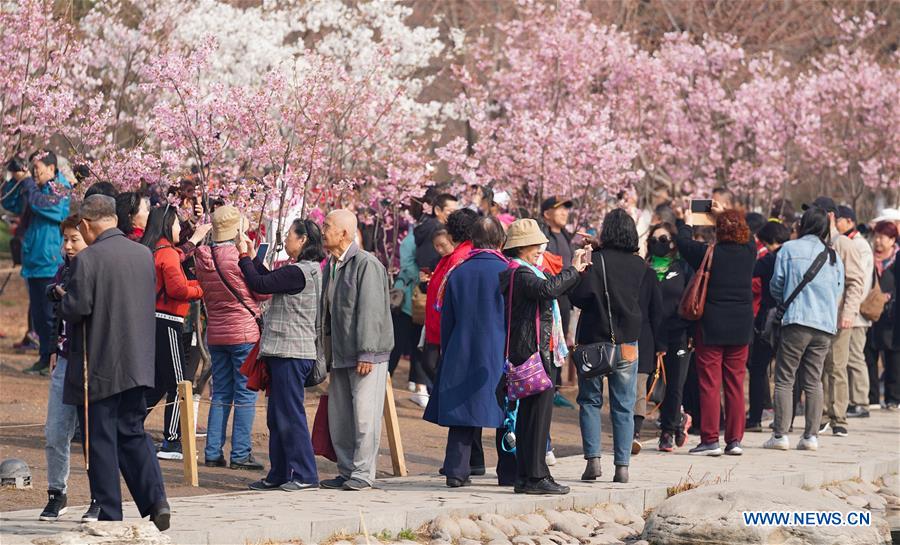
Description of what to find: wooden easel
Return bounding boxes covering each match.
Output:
[383,381,407,476]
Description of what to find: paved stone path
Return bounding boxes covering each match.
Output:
[2,410,898,545]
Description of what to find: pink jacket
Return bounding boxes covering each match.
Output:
[195,244,270,346]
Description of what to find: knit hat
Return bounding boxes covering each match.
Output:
[504,218,549,250]
[211,205,242,243]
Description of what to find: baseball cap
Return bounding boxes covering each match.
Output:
[802,196,837,214]
[835,205,856,223]
[540,196,574,213]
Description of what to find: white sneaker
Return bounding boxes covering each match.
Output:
[545,450,557,466]
[410,392,429,408]
[797,435,818,451]
[868,404,881,410]
[763,434,789,451]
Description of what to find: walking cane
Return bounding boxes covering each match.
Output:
[82,325,90,471]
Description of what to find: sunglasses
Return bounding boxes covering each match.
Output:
[649,236,672,245]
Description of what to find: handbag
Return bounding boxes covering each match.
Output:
[859,269,888,322]
[678,244,714,321]
[411,284,427,325]
[504,267,554,401]
[211,249,263,332]
[647,354,667,414]
[572,252,617,379]
[311,394,337,462]
[761,247,830,349]
[389,287,405,311]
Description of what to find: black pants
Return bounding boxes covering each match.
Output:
[421,343,441,385]
[747,333,775,424]
[865,341,900,405]
[443,427,515,484]
[515,387,554,481]
[681,352,700,430]
[659,335,691,433]
[145,315,188,442]
[27,277,55,361]
[77,387,167,521]
[388,312,427,385]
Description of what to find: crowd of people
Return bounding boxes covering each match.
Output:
[3,151,899,526]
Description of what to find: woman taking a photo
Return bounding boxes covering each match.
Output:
[570,209,646,484]
[676,204,756,456]
[194,205,270,470]
[237,219,325,492]
[865,221,899,410]
[141,206,204,461]
[645,222,694,452]
[499,219,587,495]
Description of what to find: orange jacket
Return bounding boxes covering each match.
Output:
[153,238,203,317]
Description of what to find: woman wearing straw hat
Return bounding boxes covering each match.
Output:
[499,219,588,495]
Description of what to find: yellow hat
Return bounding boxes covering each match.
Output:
[211,205,242,243]
[503,218,549,250]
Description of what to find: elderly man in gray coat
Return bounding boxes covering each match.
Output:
[61,195,170,528]
[319,209,394,491]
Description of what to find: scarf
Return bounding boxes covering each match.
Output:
[436,248,508,312]
[650,254,674,281]
[875,245,898,277]
[513,258,568,368]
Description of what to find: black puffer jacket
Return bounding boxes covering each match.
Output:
[499,265,581,372]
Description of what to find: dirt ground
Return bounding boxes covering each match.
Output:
[0,264,626,512]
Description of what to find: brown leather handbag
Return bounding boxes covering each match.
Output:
[860,270,888,322]
[678,244,714,321]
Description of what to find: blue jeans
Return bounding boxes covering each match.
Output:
[27,277,55,360]
[577,343,638,466]
[45,357,77,492]
[205,344,257,462]
[266,357,318,485]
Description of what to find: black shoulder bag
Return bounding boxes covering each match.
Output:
[211,250,263,332]
[761,247,830,349]
[572,252,617,379]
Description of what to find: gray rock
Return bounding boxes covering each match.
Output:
[642,482,891,545]
[882,473,899,494]
[565,510,598,529]
[520,514,550,533]
[512,536,536,545]
[354,537,381,545]
[866,494,888,510]
[546,530,580,545]
[509,519,538,536]
[826,485,848,498]
[398,541,421,545]
[580,535,623,545]
[549,519,591,539]
[845,495,869,508]
[589,508,617,526]
[477,520,509,542]
[535,537,558,545]
[459,538,482,545]
[429,515,461,540]
[627,518,645,534]
[542,510,568,527]
[32,522,171,545]
[631,541,650,545]
[428,540,451,545]
[481,513,517,537]
[334,541,354,545]
[818,488,842,502]
[457,518,482,540]
[487,540,513,545]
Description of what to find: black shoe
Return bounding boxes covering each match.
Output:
[156,441,183,461]
[745,420,763,432]
[204,458,227,468]
[81,499,100,522]
[613,465,628,484]
[581,457,602,481]
[513,479,527,494]
[724,440,743,455]
[832,426,848,437]
[439,465,485,476]
[319,476,347,489]
[689,442,723,456]
[846,405,870,418]
[24,359,50,376]
[230,455,264,471]
[658,432,674,452]
[524,477,570,495]
[280,480,319,492]
[343,477,372,491]
[149,501,171,532]
[446,477,471,488]
[38,490,68,521]
[248,479,281,491]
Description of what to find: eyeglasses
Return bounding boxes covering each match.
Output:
[649,236,672,245]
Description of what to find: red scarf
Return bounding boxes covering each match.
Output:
[436,249,508,311]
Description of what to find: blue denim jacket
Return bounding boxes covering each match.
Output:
[770,235,844,335]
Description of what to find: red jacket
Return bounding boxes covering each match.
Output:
[195,244,269,345]
[153,238,203,317]
[425,241,473,345]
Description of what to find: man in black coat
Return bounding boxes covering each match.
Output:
[61,195,170,529]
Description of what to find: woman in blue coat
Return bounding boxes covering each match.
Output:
[424,216,515,488]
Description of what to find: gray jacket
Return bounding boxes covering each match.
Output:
[319,243,394,368]
[260,261,323,361]
[61,228,156,405]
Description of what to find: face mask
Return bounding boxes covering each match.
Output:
[649,240,671,257]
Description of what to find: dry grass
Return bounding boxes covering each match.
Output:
[666,465,735,498]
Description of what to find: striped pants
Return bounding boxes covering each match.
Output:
[145,313,188,443]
